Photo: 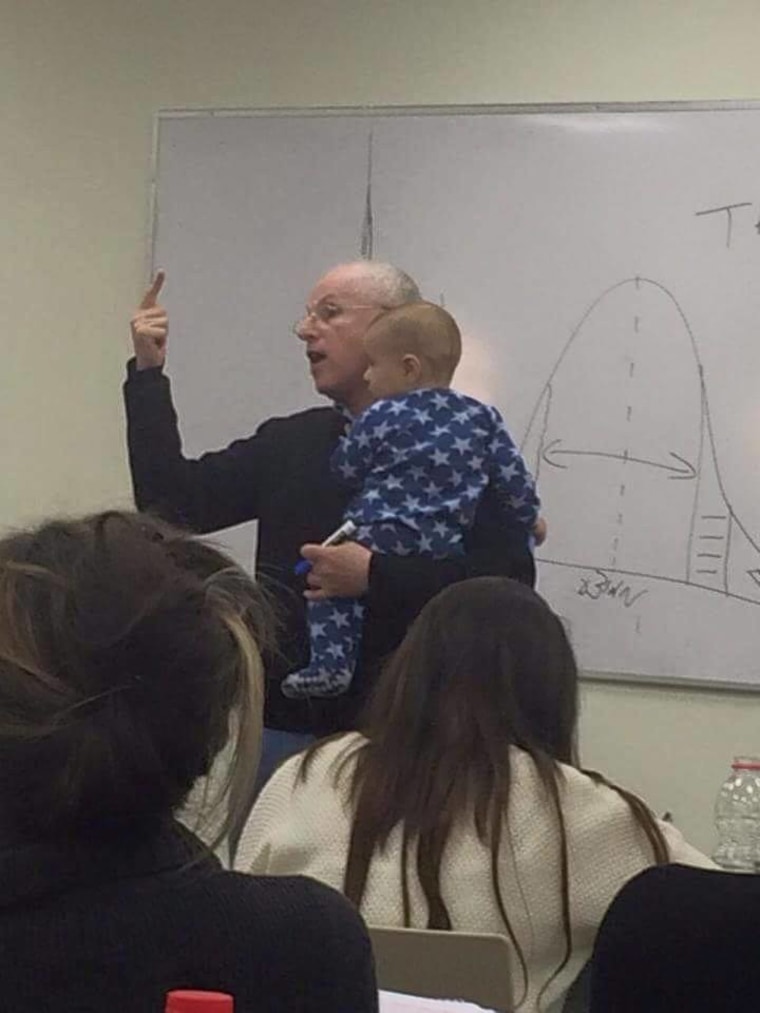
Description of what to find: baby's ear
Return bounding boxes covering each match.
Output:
[402,353,423,382]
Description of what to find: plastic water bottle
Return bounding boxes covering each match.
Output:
[713,756,760,872]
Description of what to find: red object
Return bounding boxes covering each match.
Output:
[165,990,233,1012]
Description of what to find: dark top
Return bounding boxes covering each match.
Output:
[0,820,377,1013]
[124,362,535,734]
[590,863,760,1011]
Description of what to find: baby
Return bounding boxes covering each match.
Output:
[282,301,542,698]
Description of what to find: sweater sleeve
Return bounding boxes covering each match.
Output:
[659,819,718,869]
[123,360,275,533]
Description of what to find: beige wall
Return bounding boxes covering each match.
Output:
[5,0,760,851]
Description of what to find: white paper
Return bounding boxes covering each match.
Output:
[378,989,498,1012]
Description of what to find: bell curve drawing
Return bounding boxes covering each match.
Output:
[521,276,760,688]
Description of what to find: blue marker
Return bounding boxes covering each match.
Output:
[294,520,358,576]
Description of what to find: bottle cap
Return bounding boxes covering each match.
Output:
[165,991,234,1012]
[731,756,760,770]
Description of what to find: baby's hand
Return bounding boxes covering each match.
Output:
[533,516,548,547]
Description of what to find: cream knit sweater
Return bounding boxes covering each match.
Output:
[236,734,713,1013]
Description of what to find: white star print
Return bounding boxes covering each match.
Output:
[500,462,520,482]
[432,449,450,467]
[329,610,350,628]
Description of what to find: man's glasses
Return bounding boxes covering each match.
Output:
[293,302,388,334]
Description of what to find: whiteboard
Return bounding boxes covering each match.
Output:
[151,104,760,690]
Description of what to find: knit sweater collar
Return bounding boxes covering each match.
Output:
[0,820,218,909]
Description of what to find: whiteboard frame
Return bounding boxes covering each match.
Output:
[148,99,760,695]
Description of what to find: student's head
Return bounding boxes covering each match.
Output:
[0,511,270,847]
[362,301,462,400]
[294,261,421,415]
[363,576,578,766]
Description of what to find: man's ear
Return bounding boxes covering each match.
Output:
[402,354,423,383]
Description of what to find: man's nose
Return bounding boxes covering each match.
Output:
[295,318,316,342]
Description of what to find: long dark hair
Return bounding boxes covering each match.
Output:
[0,511,270,849]
[303,577,667,1004]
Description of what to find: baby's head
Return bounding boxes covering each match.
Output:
[362,301,462,400]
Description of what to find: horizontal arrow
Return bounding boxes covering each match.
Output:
[541,439,696,479]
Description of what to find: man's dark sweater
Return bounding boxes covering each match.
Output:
[0,821,377,1013]
[124,362,535,735]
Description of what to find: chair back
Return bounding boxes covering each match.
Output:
[369,925,512,1011]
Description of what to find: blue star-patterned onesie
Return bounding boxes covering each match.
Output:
[281,388,540,698]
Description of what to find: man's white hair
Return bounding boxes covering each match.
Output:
[339,260,422,306]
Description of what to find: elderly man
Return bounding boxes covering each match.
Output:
[124,261,536,781]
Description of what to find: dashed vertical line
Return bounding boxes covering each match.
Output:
[723,517,732,594]
[613,298,638,568]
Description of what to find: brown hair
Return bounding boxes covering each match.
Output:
[301,577,667,1005]
[0,511,270,849]
[364,301,462,385]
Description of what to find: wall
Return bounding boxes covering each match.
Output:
[4,0,760,851]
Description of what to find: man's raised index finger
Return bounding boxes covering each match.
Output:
[139,270,165,310]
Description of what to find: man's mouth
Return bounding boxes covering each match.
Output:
[307,351,327,365]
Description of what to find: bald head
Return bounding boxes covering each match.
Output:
[321,261,421,307]
[362,302,462,400]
